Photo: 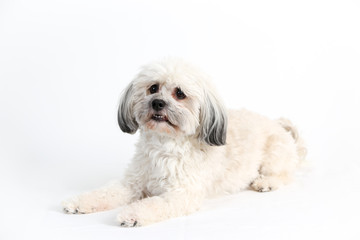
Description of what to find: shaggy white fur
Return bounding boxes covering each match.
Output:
[62,58,306,227]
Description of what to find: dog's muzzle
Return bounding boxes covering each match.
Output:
[152,99,166,111]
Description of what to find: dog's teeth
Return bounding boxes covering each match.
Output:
[153,114,165,120]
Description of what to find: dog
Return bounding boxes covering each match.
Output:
[62,58,306,227]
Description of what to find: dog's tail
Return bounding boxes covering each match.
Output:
[277,118,307,163]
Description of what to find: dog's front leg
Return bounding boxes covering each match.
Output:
[62,181,138,214]
[117,190,204,227]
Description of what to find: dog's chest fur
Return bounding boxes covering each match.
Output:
[135,132,206,196]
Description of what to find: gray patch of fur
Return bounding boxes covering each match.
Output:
[118,83,139,134]
[199,91,227,146]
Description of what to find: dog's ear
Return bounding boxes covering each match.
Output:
[198,90,227,146]
[117,82,138,134]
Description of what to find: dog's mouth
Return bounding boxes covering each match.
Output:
[151,113,177,127]
[151,113,169,122]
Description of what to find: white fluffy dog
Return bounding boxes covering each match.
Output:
[63,58,306,227]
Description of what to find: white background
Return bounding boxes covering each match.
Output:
[1,0,360,239]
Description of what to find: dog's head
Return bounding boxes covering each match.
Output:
[117,58,227,146]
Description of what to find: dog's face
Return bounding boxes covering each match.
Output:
[118,59,227,146]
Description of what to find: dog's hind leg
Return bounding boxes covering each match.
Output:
[251,132,299,192]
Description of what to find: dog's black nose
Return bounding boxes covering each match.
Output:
[152,99,166,111]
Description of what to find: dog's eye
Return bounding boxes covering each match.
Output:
[175,88,186,100]
[149,84,159,94]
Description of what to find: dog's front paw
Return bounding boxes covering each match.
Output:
[62,197,93,214]
[117,214,140,227]
[119,218,139,227]
[62,198,83,214]
[117,207,142,227]
[251,175,279,192]
[62,196,98,214]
